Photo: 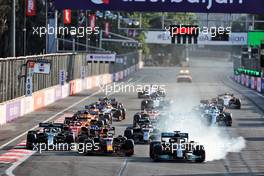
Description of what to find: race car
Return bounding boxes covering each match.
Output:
[124,121,155,144]
[149,131,205,162]
[141,97,172,111]
[77,126,134,156]
[85,97,126,121]
[133,112,151,127]
[134,111,159,128]
[217,93,241,109]
[177,69,192,83]
[138,86,165,99]
[202,105,232,127]
[26,122,74,150]
[64,115,109,138]
[141,99,160,111]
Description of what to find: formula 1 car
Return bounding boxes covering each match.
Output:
[26,123,74,150]
[133,111,160,126]
[124,123,154,144]
[77,126,134,156]
[85,97,126,121]
[64,114,109,138]
[138,86,165,99]
[133,112,151,127]
[217,93,241,109]
[149,131,205,162]
[141,97,173,111]
[202,105,232,127]
[141,99,160,111]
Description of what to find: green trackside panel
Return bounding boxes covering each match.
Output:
[248,31,264,47]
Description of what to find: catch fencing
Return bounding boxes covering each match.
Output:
[0,51,141,103]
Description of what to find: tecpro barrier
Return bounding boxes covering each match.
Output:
[0,64,139,125]
[262,79,264,93]
[233,74,264,96]
[257,78,262,93]
[0,51,142,125]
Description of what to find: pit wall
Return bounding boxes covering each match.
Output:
[232,74,264,94]
[0,64,141,125]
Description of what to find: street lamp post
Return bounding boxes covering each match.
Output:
[12,0,16,57]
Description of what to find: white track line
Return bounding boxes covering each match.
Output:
[0,78,134,150]
[5,151,36,176]
[3,77,141,176]
[117,158,128,176]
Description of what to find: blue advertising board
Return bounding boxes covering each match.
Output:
[55,0,264,14]
[262,78,264,93]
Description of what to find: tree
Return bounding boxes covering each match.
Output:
[0,0,11,57]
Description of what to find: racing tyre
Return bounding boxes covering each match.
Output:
[97,120,104,128]
[138,92,143,98]
[123,139,134,156]
[141,101,146,111]
[124,129,133,139]
[121,108,126,120]
[225,114,232,127]
[149,142,160,159]
[133,114,140,127]
[235,99,241,109]
[26,131,37,150]
[193,145,206,163]
[153,144,162,162]
[103,114,112,124]
[114,110,122,121]
[65,134,74,150]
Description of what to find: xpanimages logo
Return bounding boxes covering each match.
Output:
[91,0,110,4]
[99,82,166,95]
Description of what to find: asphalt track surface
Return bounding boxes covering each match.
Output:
[1,57,264,176]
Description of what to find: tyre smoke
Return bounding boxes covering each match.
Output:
[157,103,246,161]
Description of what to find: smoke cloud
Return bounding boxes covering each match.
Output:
[157,102,246,162]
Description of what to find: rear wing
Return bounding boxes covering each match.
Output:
[85,104,96,109]
[39,123,64,128]
[218,93,234,97]
[200,100,209,104]
[65,117,88,123]
[161,132,189,139]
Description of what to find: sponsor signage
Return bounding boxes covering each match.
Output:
[26,0,36,16]
[6,101,21,122]
[59,70,66,85]
[63,9,71,25]
[25,76,33,97]
[116,56,124,64]
[34,62,51,74]
[86,54,116,62]
[145,31,247,45]
[54,0,264,14]
[105,22,110,37]
[89,14,96,31]
[81,66,86,79]
[257,78,262,92]
[262,78,264,93]
[248,31,264,47]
